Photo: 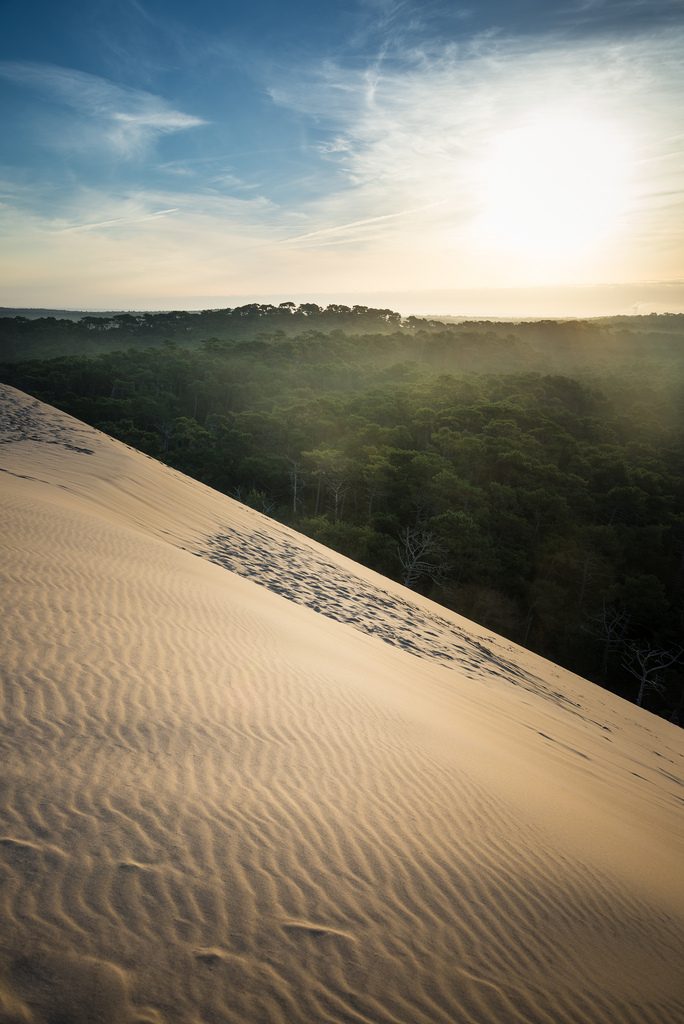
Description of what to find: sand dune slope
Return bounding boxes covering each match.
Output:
[1,384,683,1024]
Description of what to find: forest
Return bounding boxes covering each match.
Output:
[2,304,683,719]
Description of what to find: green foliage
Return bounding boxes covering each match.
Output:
[2,310,683,718]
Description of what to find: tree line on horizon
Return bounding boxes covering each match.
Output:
[1,301,682,364]
[2,308,683,720]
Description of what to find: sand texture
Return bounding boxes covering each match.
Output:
[1,383,683,1024]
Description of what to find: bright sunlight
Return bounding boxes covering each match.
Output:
[474,110,634,266]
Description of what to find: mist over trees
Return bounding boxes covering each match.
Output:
[2,305,682,719]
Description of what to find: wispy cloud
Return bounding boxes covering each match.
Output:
[267,25,684,284]
[1,20,682,307]
[283,202,446,245]
[563,0,684,27]
[58,207,180,233]
[0,181,304,307]
[0,61,206,156]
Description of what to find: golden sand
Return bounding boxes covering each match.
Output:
[1,384,682,1023]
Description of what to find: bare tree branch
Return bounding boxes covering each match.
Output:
[582,601,630,676]
[397,525,449,589]
[622,642,684,707]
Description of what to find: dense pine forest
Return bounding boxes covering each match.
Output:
[2,304,683,719]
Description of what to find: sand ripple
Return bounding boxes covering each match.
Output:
[1,384,683,1023]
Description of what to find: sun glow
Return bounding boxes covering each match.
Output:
[473,111,633,265]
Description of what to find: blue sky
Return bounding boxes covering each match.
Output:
[1,0,683,313]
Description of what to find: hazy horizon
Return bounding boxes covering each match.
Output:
[4,281,684,321]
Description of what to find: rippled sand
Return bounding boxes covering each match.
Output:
[1,384,683,1023]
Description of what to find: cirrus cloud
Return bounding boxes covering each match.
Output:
[0,61,206,156]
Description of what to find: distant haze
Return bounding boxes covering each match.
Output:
[4,283,683,321]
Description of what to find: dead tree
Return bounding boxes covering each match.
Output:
[583,602,630,677]
[397,525,447,589]
[288,458,302,515]
[622,643,684,708]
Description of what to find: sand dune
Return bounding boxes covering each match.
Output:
[1,383,683,1024]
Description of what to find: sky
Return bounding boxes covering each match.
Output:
[1,0,683,316]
